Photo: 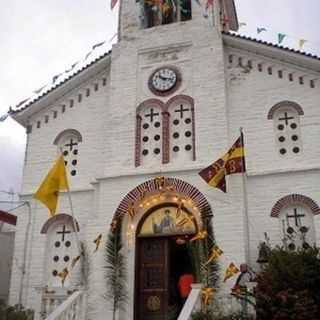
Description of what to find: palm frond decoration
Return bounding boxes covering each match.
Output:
[186,217,219,288]
[105,221,128,320]
[204,222,220,288]
[80,242,90,287]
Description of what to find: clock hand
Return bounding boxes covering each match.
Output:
[159,75,174,81]
[159,75,169,80]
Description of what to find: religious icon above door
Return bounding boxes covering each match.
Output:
[139,206,196,236]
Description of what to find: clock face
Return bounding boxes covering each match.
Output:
[149,67,180,95]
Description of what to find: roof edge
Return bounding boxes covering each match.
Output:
[222,32,320,72]
[9,50,112,124]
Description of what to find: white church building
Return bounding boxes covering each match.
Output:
[7,0,320,319]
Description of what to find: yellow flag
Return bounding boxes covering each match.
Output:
[190,230,208,242]
[201,287,216,305]
[58,267,69,286]
[93,234,103,252]
[33,155,69,216]
[298,39,307,50]
[204,245,223,265]
[71,255,81,269]
[223,262,240,282]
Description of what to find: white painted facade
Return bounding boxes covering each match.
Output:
[8,0,320,319]
[0,225,15,303]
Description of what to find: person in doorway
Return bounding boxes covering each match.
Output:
[233,263,255,292]
[178,269,194,306]
[232,263,255,315]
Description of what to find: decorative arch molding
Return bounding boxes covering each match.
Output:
[165,94,194,111]
[53,129,83,145]
[40,213,80,234]
[110,177,213,228]
[267,101,304,120]
[135,99,166,167]
[136,98,165,114]
[270,194,320,218]
[166,94,196,161]
[136,95,195,114]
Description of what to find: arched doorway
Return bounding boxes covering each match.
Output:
[110,177,215,320]
[135,202,198,320]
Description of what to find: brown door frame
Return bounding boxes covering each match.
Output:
[134,236,170,320]
[133,203,199,320]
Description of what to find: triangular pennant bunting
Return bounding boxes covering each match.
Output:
[111,0,118,9]
[0,114,9,122]
[278,33,287,44]
[298,39,307,50]
[92,41,106,50]
[257,27,267,34]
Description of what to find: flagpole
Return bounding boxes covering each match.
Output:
[66,190,82,255]
[240,127,251,265]
[66,188,91,291]
[58,148,82,256]
[117,0,122,40]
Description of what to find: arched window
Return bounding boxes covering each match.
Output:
[140,0,192,29]
[41,214,80,288]
[135,96,195,167]
[271,194,320,249]
[267,101,304,156]
[167,95,195,163]
[136,100,164,167]
[53,129,82,177]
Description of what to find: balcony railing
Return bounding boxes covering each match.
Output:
[42,289,85,320]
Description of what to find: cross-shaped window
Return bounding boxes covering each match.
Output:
[174,104,190,119]
[56,225,71,241]
[145,108,159,122]
[269,103,303,157]
[65,139,78,151]
[286,208,305,227]
[278,112,294,125]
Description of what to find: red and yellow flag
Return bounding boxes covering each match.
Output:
[33,155,69,216]
[71,255,81,269]
[190,230,207,242]
[111,0,118,9]
[198,135,245,192]
[93,234,103,252]
[223,262,240,282]
[204,245,223,266]
[201,287,216,305]
[58,267,69,286]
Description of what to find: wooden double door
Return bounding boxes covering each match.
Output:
[135,237,174,320]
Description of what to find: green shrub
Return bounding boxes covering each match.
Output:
[0,301,34,320]
[255,246,320,320]
[191,309,253,320]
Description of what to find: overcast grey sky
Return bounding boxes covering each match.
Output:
[0,0,319,206]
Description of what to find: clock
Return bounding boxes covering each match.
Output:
[148,66,181,96]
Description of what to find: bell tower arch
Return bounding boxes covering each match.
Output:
[118,0,239,40]
[107,0,239,175]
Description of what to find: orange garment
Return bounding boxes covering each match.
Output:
[178,274,194,298]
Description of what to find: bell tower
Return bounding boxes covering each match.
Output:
[118,0,239,40]
[106,0,239,174]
